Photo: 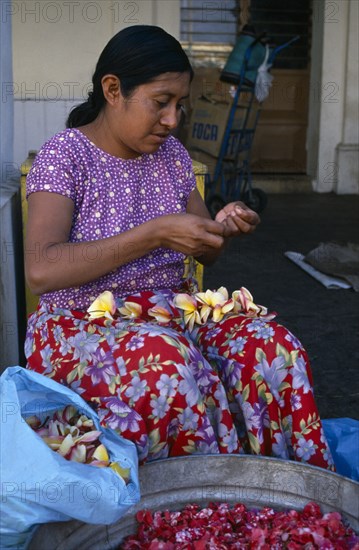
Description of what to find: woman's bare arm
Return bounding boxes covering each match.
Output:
[25,191,226,295]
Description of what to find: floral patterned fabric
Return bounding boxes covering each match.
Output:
[25,289,334,470]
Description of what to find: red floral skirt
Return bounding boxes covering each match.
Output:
[25,290,334,470]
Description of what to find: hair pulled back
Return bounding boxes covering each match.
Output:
[67,25,193,128]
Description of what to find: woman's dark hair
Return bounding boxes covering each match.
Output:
[67,25,193,128]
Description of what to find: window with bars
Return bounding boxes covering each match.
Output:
[180,0,312,70]
[249,0,312,69]
[180,0,238,67]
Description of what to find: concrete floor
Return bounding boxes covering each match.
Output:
[204,192,359,420]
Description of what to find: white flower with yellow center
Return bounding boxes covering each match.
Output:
[87,290,116,320]
[196,286,234,322]
[118,301,142,319]
[148,306,172,324]
[173,293,201,331]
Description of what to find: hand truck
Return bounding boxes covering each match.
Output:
[206,34,300,216]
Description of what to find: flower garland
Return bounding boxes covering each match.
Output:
[87,287,276,331]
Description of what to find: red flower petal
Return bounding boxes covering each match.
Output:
[123,501,358,549]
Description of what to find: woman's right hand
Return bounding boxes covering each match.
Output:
[156,213,226,258]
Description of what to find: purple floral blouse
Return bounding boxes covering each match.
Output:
[26,129,196,310]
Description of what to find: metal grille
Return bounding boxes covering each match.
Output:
[249,0,312,69]
[180,0,238,44]
[180,0,312,69]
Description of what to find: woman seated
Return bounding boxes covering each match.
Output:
[24,25,333,470]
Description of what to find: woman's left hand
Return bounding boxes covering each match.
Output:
[215,201,260,237]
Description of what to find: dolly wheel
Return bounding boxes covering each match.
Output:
[206,195,226,219]
[242,188,268,213]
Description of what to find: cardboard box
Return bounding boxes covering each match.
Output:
[186,96,259,159]
[186,97,231,158]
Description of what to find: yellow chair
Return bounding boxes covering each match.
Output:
[184,160,207,290]
[21,151,39,318]
[21,154,207,316]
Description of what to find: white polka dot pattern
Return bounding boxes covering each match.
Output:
[26,129,196,310]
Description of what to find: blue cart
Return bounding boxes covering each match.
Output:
[206,33,299,216]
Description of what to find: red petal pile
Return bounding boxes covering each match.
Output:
[122,501,359,549]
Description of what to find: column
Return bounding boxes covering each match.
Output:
[335,0,359,194]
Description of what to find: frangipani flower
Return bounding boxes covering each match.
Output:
[75,430,102,444]
[53,405,78,424]
[93,443,109,462]
[213,299,234,323]
[232,287,260,315]
[110,462,131,482]
[196,287,234,323]
[86,283,274,329]
[46,419,61,437]
[58,433,75,456]
[42,436,63,451]
[173,293,201,331]
[25,406,131,483]
[87,290,116,320]
[76,415,94,429]
[118,301,142,319]
[69,444,87,463]
[148,306,172,324]
[215,286,229,301]
[232,287,276,320]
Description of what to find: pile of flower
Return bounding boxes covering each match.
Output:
[122,501,359,549]
[25,405,130,482]
[87,287,275,331]
[173,287,275,331]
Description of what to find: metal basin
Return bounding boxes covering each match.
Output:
[29,455,359,549]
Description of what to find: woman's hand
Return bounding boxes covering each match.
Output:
[215,201,260,238]
[158,213,225,258]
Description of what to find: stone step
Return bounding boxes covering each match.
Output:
[252,174,313,194]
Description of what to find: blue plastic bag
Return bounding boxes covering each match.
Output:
[0,367,140,549]
[322,418,359,481]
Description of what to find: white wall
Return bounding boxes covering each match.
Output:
[306,0,324,180]
[335,0,359,194]
[11,0,180,167]
[1,8,22,370]
[1,3,14,175]
[308,0,359,194]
